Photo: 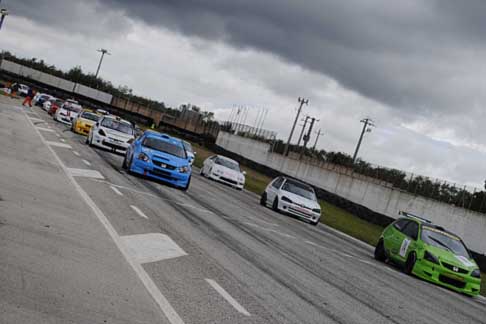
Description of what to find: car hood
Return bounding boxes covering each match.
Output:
[213,165,244,181]
[103,128,134,141]
[141,147,189,168]
[427,245,478,270]
[279,191,320,209]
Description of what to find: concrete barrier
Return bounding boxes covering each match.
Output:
[216,131,486,254]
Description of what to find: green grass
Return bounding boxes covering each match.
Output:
[182,138,486,296]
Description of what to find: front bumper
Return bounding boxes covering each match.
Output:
[56,114,73,125]
[278,200,320,223]
[209,173,244,189]
[92,133,129,151]
[413,259,481,296]
[130,159,190,188]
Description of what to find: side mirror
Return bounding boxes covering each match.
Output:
[95,122,99,127]
[193,151,197,155]
[127,138,134,144]
[242,171,247,175]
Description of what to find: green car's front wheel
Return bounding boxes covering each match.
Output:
[374,239,386,262]
[404,252,417,275]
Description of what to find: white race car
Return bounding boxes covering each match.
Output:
[54,102,83,125]
[260,176,321,226]
[87,115,135,153]
[200,155,246,190]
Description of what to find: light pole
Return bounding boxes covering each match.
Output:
[297,115,310,147]
[352,118,375,163]
[95,49,110,79]
[284,97,308,156]
[0,4,9,31]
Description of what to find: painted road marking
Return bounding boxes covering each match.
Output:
[24,109,186,324]
[110,185,123,196]
[206,279,251,316]
[244,222,295,239]
[36,126,55,133]
[131,205,149,219]
[67,168,104,179]
[121,233,187,264]
[82,159,91,166]
[28,117,44,122]
[60,138,66,142]
[55,133,60,137]
[46,141,72,149]
[72,150,80,157]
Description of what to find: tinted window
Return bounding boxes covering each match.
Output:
[281,180,316,200]
[183,141,193,153]
[402,221,419,240]
[421,227,470,258]
[142,137,186,159]
[215,158,240,171]
[393,219,409,232]
[101,118,133,135]
[272,177,284,188]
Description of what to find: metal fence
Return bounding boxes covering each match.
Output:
[221,121,276,141]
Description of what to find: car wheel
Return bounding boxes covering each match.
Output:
[85,134,90,144]
[199,168,204,176]
[374,239,386,262]
[311,219,319,226]
[260,192,267,206]
[89,134,94,147]
[181,177,191,191]
[272,197,279,212]
[404,252,417,275]
[122,155,128,169]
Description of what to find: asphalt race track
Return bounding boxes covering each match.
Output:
[1,97,486,323]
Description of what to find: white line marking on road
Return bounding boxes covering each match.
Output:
[131,205,149,219]
[36,126,55,133]
[121,233,187,264]
[67,168,104,179]
[72,150,80,157]
[206,279,250,316]
[55,133,60,137]
[46,141,72,149]
[60,138,66,142]
[24,110,186,324]
[110,185,123,196]
[244,222,296,238]
[28,117,44,122]
[82,159,91,166]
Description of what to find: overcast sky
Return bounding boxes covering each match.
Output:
[3,0,486,188]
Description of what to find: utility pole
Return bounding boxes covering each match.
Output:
[300,117,318,159]
[284,97,309,156]
[297,116,310,147]
[352,118,375,163]
[0,0,8,31]
[95,49,111,79]
[313,129,323,150]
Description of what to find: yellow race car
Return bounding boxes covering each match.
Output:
[72,110,101,136]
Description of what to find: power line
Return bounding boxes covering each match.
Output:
[284,97,309,156]
[352,118,375,163]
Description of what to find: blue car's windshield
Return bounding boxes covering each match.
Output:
[421,227,470,258]
[143,137,186,159]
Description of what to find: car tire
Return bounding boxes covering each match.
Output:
[272,197,279,212]
[89,134,94,147]
[122,155,128,169]
[374,239,386,262]
[200,168,205,176]
[260,192,267,206]
[404,252,417,275]
[85,134,89,144]
[181,177,191,191]
[311,220,319,226]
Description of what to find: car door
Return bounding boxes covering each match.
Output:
[266,177,284,203]
[396,220,419,264]
[203,156,215,174]
[386,219,409,261]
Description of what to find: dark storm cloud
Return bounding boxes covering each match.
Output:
[96,0,486,116]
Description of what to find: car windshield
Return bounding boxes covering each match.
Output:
[142,137,186,159]
[101,118,133,134]
[81,112,99,121]
[215,158,240,171]
[421,227,470,258]
[281,180,316,200]
[183,141,193,154]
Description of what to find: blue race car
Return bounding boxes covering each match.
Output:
[123,131,192,190]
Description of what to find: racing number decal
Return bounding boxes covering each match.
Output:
[399,238,411,257]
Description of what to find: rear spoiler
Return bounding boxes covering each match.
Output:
[398,210,432,223]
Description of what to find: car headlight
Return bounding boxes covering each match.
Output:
[281,196,292,203]
[138,152,150,162]
[471,269,481,278]
[312,208,321,214]
[179,166,190,173]
[98,128,106,136]
[424,251,439,264]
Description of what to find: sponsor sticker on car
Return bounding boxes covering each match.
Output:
[399,238,411,257]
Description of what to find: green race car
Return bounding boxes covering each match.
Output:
[374,211,481,296]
